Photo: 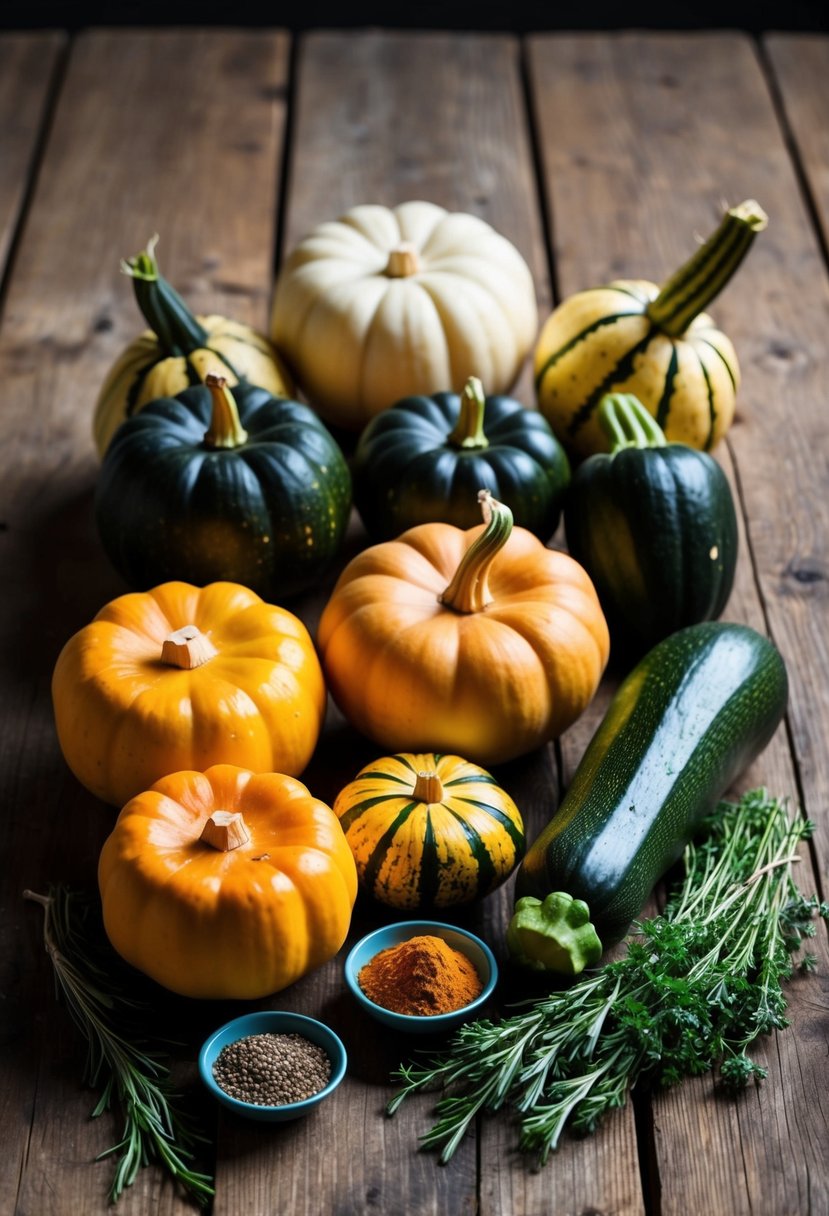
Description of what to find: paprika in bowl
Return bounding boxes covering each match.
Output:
[344,921,498,1034]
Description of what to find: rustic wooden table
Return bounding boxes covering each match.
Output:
[1,25,828,1216]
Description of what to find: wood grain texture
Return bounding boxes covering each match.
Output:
[527,31,829,1215]
[0,33,65,276]
[0,29,289,1215]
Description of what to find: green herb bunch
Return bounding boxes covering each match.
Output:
[24,885,214,1206]
[388,790,827,1163]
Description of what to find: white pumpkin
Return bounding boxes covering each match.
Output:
[271,201,538,430]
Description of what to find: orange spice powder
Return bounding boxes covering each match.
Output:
[358,934,483,1016]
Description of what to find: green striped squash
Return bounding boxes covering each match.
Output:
[534,201,767,458]
[333,753,525,910]
[93,236,292,457]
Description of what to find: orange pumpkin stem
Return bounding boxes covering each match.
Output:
[439,490,513,614]
[203,373,249,449]
[413,771,444,804]
[385,242,421,278]
[161,624,218,669]
[200,811,251,852]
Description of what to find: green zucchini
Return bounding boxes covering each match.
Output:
[514,622,788,962]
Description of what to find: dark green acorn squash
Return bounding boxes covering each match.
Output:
[352,376,570,541]
[95,375,351,599]
[564,393,738,648]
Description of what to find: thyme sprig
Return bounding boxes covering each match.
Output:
[24,885,214,1207]
[389,789,828,1163]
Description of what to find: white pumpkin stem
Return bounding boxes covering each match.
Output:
[200,811,251,852]
[413,771,444,804]
[439,490,513,614]
[161,624,218,669]
[385,242,421,278]
[203,373,249,449]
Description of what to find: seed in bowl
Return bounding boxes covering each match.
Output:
[213,1032,331,1106]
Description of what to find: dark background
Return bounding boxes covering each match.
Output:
[2,1,827,32]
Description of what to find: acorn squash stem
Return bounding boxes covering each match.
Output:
[448,377,490,450]
[203,375,249,449]
[599,393,667,452]
[121,235,209,355]
[646,200,768,337]
[439,490,513,614]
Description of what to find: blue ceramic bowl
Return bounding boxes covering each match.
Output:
[198,1010,347,1122]
[344,920,498,1035]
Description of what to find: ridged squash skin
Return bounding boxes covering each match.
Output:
[564,421,738,647]
[52,581,326,807]
[353,382,570,542]
[515,623,788,943]
[272,201,538,429]
[95,380,351,599]
[98,765,357,999]
[333,753,525,909]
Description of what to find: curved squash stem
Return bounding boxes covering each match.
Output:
[599,393,667,452]
[448,377,490,450]
[203,374,249,449]
[120,234,209,355]
[439,490,513,614]
[646,200,768,337]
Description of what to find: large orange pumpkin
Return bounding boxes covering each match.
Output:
[52,581,326,807]
[318,492,609,764]
[98,765,358,999]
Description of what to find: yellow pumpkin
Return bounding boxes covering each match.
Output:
[93,236,293,456]
[334,753,525,910]
[98,765,358,999]
[271,201,538,430]
[534,200,768,457]
[318,492,609,764]
[52,581,326,808]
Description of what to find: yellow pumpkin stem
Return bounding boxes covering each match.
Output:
[413,771,444,804]
[439,490,513,614]
[203,373,249,449]
[200,811,251,852]
[448,377,490,450]
[385,242,421,278]
[161,625,218,669]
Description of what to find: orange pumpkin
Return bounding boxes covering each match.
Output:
[318,491,609,764]
[98,765,358,999]
[52,581,326,807]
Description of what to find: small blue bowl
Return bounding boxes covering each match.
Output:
[344,920,498,1034]
[198,1010,347,1122]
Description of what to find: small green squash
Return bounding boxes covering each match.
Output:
[535,201,768,457]
[353,376,570,541]
[564,393,738,648]
[333,752,525,910]
[93,237,293,456]
[95,375,351,599]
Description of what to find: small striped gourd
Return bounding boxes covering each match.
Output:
[333,753,525,910]
[535,201,767,458]
[93,237,292,456]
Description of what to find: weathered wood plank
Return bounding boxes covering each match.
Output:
[0,29,290,1215]
[765,36,829,257]
[527,31,829,1215]
[0,33,65,277]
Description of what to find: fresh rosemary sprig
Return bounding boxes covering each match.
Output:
[24,885,214,1207]
[388,789,828,1163]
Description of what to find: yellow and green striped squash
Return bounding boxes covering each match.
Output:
[535,201,767,458]
[93,237,292,457]
[333,753,525,910]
